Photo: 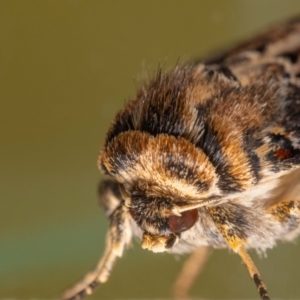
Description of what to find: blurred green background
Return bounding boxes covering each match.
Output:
[1,1,300,299]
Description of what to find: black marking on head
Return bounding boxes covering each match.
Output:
[105,66,196,148]
[164,153,211,193]
[108,151,137,174]
[104,109,136,147]
[139,98,186,137]
[138,69,191,138]
[195,116,243,193]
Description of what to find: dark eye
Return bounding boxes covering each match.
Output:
[168,209,198,233]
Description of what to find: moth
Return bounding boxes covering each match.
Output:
[62,17,300,300]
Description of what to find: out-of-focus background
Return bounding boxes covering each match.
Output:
[1,1,300,299]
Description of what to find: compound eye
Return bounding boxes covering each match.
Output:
[168,209,198,233]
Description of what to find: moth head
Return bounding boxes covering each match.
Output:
[119,184,200,252]
[99,131,219,252]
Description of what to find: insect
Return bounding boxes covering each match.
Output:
[62,17,300,300]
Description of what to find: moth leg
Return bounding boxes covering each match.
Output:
[172,246,212,300]
[207,206,270,300]
[236,246,270,300]
[62,179,132,300]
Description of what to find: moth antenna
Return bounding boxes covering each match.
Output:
[237,246,270,300]
[172,197,221,214]
[62,204,132,300]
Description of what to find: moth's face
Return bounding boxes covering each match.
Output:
[100,130,219,252]
[122,187,199,252]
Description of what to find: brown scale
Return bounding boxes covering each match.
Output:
[62,17,300,300]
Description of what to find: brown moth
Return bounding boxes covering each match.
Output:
[62,17,300,300]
